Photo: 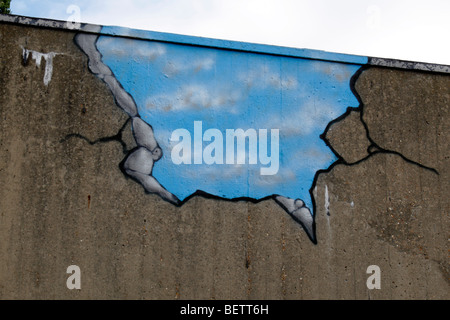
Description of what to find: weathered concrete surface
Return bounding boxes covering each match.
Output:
[0,22,448,299]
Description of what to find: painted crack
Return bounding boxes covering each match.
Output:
[60,118,131,155]
[349,66,438,174]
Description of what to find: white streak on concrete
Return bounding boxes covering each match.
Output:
[22,48,59,86]
[325,184,330,215]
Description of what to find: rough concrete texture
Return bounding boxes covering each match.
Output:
[0,22,448,299]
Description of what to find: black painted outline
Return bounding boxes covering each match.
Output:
[323,65,439,174]
[61,118,131,155]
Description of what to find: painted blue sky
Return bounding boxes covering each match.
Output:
[96,32,361,210]
[10,0,450,65]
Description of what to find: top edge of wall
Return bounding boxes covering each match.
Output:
[1,13,449,74]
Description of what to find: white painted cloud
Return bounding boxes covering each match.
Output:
[180,162,247,181]
[254,168,296,186]
[100,37,167,60]
[145,84,242,112]
[162,56,215,77]
[263,102,342,137]
[240,64,298,91]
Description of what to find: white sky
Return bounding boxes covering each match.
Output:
[10,0,450,65]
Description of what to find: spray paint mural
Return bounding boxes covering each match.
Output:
[70,25,439,244]
[73,27,364,244]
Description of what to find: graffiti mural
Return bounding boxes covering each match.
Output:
[73,27,363,243]
[73,26,438,244]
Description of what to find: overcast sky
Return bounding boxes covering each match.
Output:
[10,0,450,65]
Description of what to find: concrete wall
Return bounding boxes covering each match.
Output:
[0,16,448,299]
